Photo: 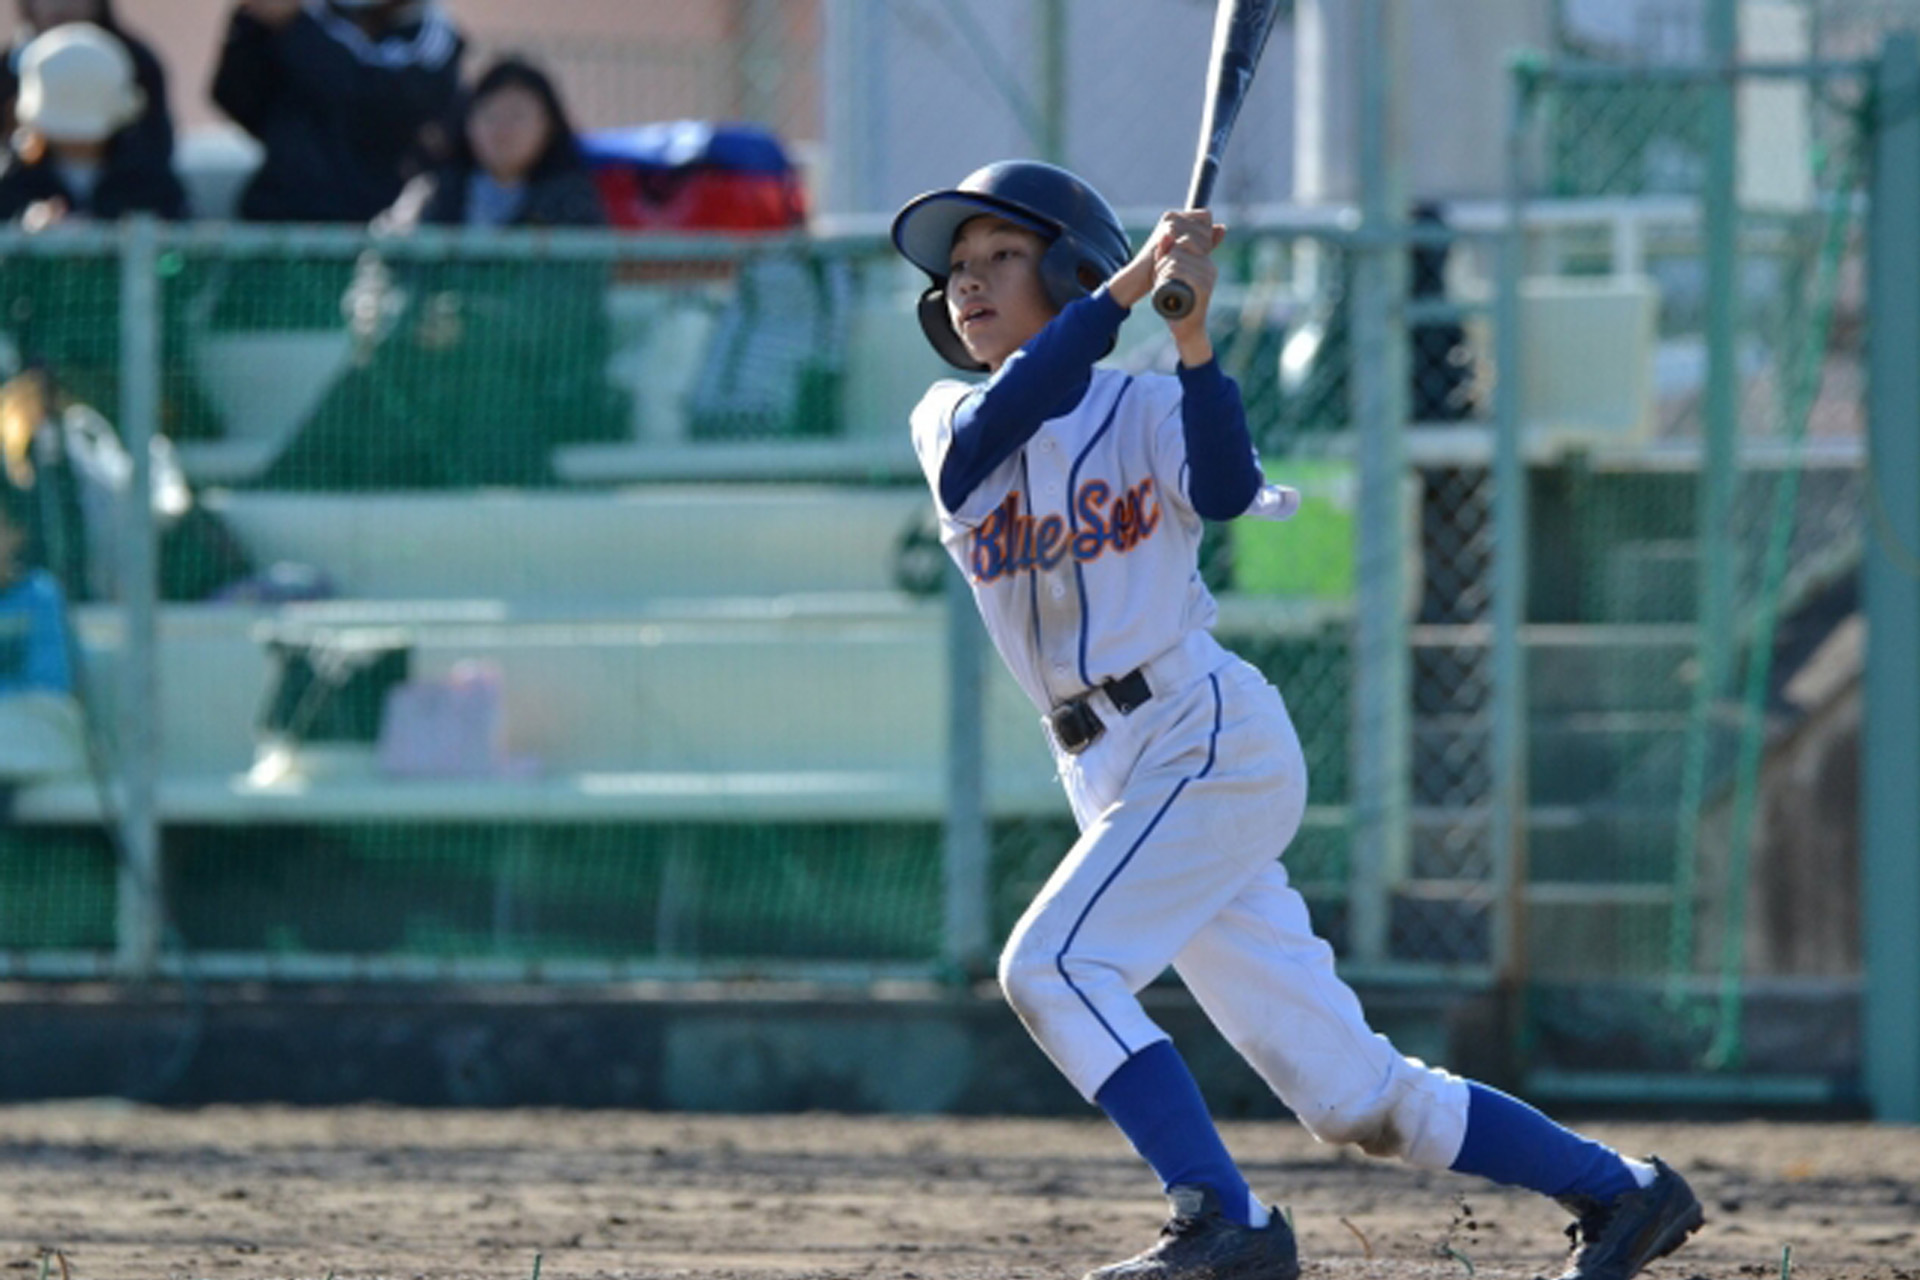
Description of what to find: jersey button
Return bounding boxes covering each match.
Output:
[1050,583,1066,599]
[1053,664,1069,678]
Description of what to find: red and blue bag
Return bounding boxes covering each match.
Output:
[582,121,806,233]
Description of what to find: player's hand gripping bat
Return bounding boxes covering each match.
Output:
[1152,0,1284,319]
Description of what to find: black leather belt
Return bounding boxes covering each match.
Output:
[1047,668,1152,755]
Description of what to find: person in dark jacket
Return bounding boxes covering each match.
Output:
[211,0,464,224]
[258,57,629,490]
[0,20,183,220]
[1,0,174,191]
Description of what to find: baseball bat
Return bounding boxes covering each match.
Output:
[1152,0,1284,319]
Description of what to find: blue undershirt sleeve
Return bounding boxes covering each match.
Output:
[1177,358,1263,521]
[937,289,1128,512]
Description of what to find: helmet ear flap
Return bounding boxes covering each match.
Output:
[1036,240,1118,361]
[1038,239,1096,312]
[918,285,989,373]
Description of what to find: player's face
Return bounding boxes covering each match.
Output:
[946,216,1056,372]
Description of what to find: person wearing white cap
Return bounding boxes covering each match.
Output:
[1,1,177,182]
[0,21,185,222]
[0,22,206,453]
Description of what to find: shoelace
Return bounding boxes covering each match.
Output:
[1160,1214,1209,1241]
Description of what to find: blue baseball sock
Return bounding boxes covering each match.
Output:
[1450,1082,1641,1202]
[1094,1039,1264,1227]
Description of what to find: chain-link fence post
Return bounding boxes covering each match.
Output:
[1347,0,1409,965]
[736,0,785,125]
[1669,0,1743,984]
[1863,28,1920,1124]
[113,216,163,982]
[943,561,991,979]
[1490,55,1535,996]
[1037,0,1067,165]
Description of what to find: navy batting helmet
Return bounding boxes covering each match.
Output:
[892,160,1131,372]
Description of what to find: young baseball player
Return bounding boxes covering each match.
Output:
[891,160,1704,1280]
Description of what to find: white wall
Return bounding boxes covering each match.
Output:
[820,0,1576,219]
[1294,0,1552,206]
[821,0,1296,220]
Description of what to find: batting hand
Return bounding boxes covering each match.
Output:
[1109,212,1224,305]
[1151,210,1225,364]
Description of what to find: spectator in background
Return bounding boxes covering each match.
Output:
[0,25,210,446]
[1,0,175,183]
[211,0,464,223]
[0,21,185,221]
[258,56,627,490]
[387,56,605,230]
[0,482,72,698]
[0,477,88,791]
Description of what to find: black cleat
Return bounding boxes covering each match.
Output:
[1554,1157,1706,1280]
[1083,1184,1300,1280]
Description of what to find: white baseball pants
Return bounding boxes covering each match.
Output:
[998,655,1470,1170]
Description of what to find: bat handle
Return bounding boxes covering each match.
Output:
[1150,160,1215,320]
[1152,278,1197,319]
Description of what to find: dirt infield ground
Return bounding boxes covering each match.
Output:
[1,1105,1916,1280]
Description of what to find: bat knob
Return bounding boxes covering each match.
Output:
[1152,279,1196,319]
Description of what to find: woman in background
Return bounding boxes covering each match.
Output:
[389,56,607,231]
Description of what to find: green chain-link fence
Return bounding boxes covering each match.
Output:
[1511,8,1876,1088]
[0,221,1390,983]
[0,4,1897,1095]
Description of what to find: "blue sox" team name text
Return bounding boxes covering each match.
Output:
[971,479,1161,583]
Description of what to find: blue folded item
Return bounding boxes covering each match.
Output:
[580,121,796,176]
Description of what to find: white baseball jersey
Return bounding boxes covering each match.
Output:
[910,359,1471,1170]
[911,364,1298,717]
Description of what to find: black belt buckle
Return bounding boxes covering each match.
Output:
[1048,667,1153,755]
[1103,668,1152,715]
[1048,697,1105,755]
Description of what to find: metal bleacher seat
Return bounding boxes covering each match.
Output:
[11,486,1065,828]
